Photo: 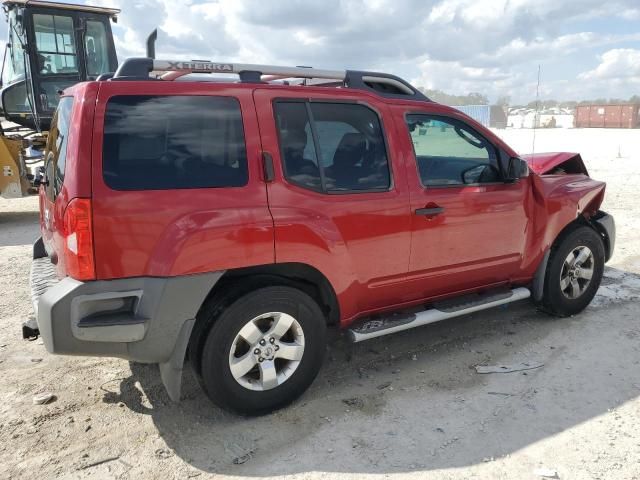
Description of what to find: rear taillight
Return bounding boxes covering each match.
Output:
[63,198,95,281]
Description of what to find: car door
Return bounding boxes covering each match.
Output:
[393,107,530,299]
[253,88,412,321]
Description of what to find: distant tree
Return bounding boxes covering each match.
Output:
[559,101,578,109]
[417,88,489,106]
[496,95,511,106]
[466,92,489,105]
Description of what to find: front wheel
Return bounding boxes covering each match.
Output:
[198,286,326,415]
[542,225,605,316]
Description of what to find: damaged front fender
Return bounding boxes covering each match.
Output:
[521,165,607,281]
[521,152,589,176]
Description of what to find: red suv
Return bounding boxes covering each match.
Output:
[29,58,615,415]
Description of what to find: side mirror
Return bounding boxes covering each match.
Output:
[506,157,529,182]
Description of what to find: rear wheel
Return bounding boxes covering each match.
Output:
[197,286,326,415]
[542,225,604,316]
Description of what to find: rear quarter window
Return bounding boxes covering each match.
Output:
[102,95,248,190]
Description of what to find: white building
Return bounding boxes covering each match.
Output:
[507,107,574,129]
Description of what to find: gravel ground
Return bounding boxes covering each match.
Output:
[0,128,639,480]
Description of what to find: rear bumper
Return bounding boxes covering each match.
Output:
[32,267,222,363]
[29,238,224,399]
[29,240,224,401]
[592,210,615,262]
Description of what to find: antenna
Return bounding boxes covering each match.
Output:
[532,64,541,158]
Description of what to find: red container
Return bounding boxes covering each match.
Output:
[575,104,640,128]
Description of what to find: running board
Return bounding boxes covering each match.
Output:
[348,287,531,342]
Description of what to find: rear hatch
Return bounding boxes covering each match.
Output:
[39,83,99,281]
[40,96,73,265]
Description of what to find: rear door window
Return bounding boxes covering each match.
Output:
[102,95,248,190]
[274,101,390,193]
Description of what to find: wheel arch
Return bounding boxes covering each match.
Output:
[188,262,340,378]
[216,263,340,325]
[532,214,605,302]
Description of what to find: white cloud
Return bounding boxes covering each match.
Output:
[411,57,536,101]
[579,48,640,80]
[74,0,640,102]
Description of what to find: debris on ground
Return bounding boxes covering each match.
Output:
[533,467,559,478]
[32,392,55,405]
[232,451,254,465]
[474,361,544,374]
[342,397,364,408]
[377,381,392,390]
[154,448,173,459]
[78,455,121,470]
[487,391,515,397]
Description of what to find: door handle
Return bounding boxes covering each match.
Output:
[415,206,444,216]
[262,152,275,183]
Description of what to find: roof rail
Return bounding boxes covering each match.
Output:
[111,58,429,101]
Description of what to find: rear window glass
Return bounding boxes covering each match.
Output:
[103,95,248,190]
[45,95,73,198]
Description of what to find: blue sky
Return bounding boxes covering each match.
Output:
[11,0,640,104]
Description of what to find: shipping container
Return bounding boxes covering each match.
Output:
[575,104,640,128]
[453,105,507,128]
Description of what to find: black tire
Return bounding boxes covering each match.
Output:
[542,225,605,316]
[197,286,326,415]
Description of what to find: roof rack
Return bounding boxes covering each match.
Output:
[111,57,429,101]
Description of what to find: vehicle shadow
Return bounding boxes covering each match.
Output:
[107,266,640,476]
[0,210,40,247]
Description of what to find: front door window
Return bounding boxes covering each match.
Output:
[406,115,501,186]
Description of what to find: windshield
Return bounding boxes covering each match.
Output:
[33,13,78,75]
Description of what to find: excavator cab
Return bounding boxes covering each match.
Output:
[1,0,119,130]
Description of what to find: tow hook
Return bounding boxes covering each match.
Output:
[22,316,40,340]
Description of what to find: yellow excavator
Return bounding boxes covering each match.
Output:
[0,0,119,198]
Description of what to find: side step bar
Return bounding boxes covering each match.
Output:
[348,287,531,342]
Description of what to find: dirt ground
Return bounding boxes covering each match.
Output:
[1,128,639,480]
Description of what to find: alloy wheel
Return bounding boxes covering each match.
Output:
[559,245,594,299]
[228,312,305,391]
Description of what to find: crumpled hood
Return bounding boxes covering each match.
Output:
[521,152,588,176]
